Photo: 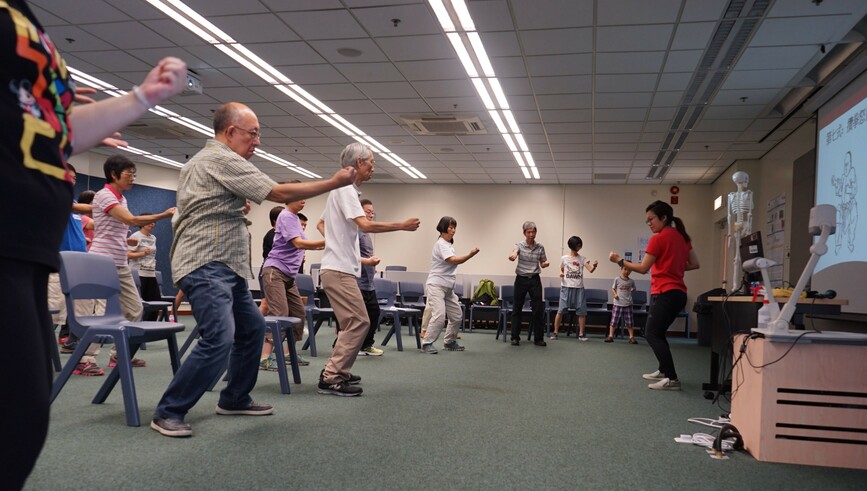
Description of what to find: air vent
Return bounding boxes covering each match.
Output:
[401,114,486,135]
[594,173,627,180]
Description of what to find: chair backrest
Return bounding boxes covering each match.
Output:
[295,274,316,306]
[585,288,609,306]
[59,251,125,338]
[453,282,464,298]
[130,268,142,294]
[398,281,425,300]
[500,284,514,308]
[544,286,561,305]
[384,265,407,272]
[373,278,397,307]
[632,290,647,306]
[154,270,173,297]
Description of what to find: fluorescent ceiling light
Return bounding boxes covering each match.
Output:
[471,78,495,110]
[146,0,425,180]
[450,0,475,31]
[428,0,455,32]
[487,78,509,110]
[430,1,539,179]
[446,33,478,78]
[467,33,494,77]
[502,110,521,134]
[488,110,508,134]
[530,167,540,179]
[118,145,183,167]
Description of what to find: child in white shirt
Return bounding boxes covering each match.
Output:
[551,236,597,340]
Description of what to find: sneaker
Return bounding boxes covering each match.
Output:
[648,378,681,391]
[604,337,614,343]
[443,341,465,351]
[359,346,384,357]
[510,339,520,346]
[549,334,558,340]
[216,401,274,415]
[421,343,438,354]
[285,354,310,366]
[578,335,588,341]
[60,342,77,354]
[317,378,363,396]
[150,417,192,437]
[533,340,547,347]
[259,355,277,371]
[319,369,361,385]
[58,336,69,345]
[109,355,147,368]
[628,338,638,344]
[72,361,105,376]
[642,370,665,381]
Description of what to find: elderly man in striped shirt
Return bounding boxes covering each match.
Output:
[151,102,354,438]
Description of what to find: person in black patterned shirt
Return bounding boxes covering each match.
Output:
[0,2,188,486]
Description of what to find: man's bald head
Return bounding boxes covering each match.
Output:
[213,102,254,134]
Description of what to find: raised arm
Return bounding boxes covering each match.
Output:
[354,216,420,233]
[266,167,355,203]
[108,206,175,227]
[446,248,480,265]
[609,250,655,275]
[289,237,324,251]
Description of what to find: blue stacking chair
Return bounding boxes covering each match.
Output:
[543,286,561,338]
[398,281,426,311]
[297,274,335,357]
[497,284,533,342]
[52,251,185,427]
[376,278,421,351]
[131,269,172,322]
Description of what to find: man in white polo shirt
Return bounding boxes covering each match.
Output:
[316,142,420,396]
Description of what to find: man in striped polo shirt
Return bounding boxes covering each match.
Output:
[508,221,550,346]
[151,102,354,437]
[90,155,177,367]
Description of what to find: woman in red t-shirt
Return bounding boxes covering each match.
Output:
[608,200,700,391]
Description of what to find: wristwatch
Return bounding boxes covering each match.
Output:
[617,258,625,268]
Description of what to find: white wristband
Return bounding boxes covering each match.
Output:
[132,85,154,109]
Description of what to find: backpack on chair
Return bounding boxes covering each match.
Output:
[471,279,498,306]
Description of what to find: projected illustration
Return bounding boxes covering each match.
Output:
[831,151,858,254]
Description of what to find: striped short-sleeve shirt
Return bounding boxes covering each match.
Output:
[514,241,547,276]
[90,186,131,267]
[170,139,276,284]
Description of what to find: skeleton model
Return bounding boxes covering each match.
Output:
[727,171,753,292]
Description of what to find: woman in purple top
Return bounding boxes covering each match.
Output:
[259,198,323,369]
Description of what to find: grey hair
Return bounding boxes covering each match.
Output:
[522,221,537,232]
[339,142,372,169]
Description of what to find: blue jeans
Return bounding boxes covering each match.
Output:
[154,262,266,421]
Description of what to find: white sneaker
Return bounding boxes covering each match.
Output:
[648,378,681,391]
[578,335,588,341]
[359,346,384,356]
[642,370,665,380]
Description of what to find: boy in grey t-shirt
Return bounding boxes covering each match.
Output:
[606,266,637,343]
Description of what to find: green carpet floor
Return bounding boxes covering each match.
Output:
[26,318,866,490]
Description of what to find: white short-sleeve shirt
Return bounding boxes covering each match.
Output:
[426,237,457,288]
[320,184,364,276]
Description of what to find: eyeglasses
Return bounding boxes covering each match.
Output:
[234,126,261,140]
[646,215,658,225]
